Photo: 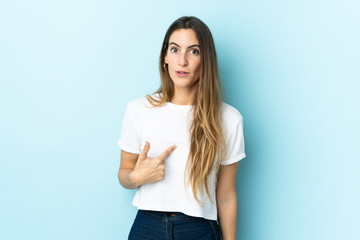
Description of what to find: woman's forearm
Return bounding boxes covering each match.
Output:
[217,194,237,240]
[117,169,139,189]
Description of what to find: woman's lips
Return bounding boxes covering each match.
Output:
[175,71,189,77]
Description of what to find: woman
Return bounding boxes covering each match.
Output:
[117,16,245,240]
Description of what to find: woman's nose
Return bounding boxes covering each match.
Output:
[178,52,188,66]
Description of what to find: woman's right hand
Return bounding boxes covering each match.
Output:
[129,141,177,187]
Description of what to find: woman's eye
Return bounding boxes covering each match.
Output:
[190,49,200,55]
[170,48,177,53]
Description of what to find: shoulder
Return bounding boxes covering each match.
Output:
[221,102,243,123]
[125,93,162,116]
[127,93,158,109]
[221,102,244,135]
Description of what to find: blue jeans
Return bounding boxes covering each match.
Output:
[128,210,222,240]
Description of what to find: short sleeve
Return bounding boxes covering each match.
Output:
[221,118,246,165]
[117,103,142,154]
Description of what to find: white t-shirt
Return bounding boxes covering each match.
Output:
[118,95,246,220]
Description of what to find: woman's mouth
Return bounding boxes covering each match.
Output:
[175,71,190,77]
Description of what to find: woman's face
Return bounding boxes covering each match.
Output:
[164,28,201,91]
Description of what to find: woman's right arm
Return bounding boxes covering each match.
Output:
[117,150,140,189]
[117,141,176,189]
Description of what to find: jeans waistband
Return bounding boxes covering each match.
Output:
[139,209,206,221]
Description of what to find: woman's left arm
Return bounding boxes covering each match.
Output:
[216,161,239,240]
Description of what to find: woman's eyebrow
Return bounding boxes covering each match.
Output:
[188,44,200,48]
[169,42,180,47]
[169,42,200,49]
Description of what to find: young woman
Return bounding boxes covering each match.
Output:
[117,16,245,240]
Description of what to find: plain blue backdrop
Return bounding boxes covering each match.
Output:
[1,0,359,239]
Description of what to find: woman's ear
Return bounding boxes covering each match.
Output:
[164,55,168,64]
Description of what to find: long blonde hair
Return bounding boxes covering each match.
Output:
[147,16,224,202]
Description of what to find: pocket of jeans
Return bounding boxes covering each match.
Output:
[208,220,221,240]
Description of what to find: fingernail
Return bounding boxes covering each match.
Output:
[173,145,177,149]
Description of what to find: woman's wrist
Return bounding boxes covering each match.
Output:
[129,171,141,188]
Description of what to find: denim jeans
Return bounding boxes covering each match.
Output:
[128,210,222,240]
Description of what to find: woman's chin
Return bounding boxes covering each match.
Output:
[171,79,199,90]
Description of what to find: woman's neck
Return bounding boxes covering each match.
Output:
[171,86,197,105]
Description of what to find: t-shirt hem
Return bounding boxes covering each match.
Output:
[132,203,217,221]
[221,153,246,165]
[118,140,141,154]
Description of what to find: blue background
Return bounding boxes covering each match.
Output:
[1,0,359,239]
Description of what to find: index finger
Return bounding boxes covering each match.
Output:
[157,145,177,161]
